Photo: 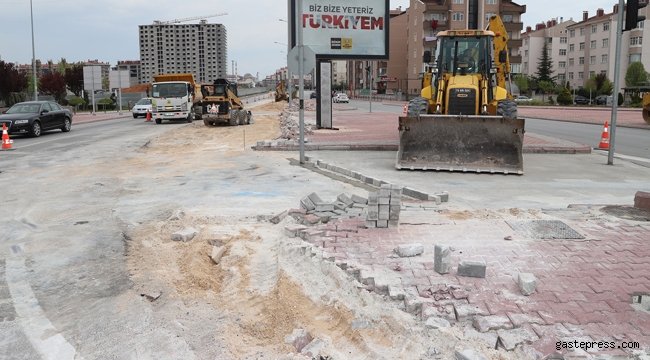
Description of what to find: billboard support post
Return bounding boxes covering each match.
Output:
[298,0,305,164]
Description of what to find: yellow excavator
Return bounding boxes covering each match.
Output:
[643,93,650,124]
[275,80,289,102]
[397,15,525,174]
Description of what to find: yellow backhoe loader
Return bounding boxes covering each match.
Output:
[275,80,289,102]
[397,15,525,174]
[643,93,650,124]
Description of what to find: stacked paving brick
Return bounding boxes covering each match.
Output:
[299,192,368,223]
[366,184,402,228]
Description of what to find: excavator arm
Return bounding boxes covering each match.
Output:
[487,15,513,99]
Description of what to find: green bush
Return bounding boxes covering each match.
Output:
[557,87,573,105]
[618,92,624,106]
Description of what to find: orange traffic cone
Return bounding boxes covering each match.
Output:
[2,124,14,150]
[145,109,152,122]
[598,121,610,149]
[403,103,408,115]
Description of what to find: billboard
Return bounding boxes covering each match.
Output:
[83,66,102,92]
[290,0,389,59]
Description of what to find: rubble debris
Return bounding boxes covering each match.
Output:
[168,209,185,221]
[455,349,489,360]
[463,327,499,349]
[269,210,288,224]
[284,329,309,353]
[171,227,198,242]
[457,260,487,278]
[395,243,424,258]
[434,245,451,274]
[140,291,162,302]
[472,315,513,333]
[518,273,536,296]
[351,319,373,330]
[425,317,451,329]
[300,338,324,357]
[497,327,539,351]
[210,246,226,264]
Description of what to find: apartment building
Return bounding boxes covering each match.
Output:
[565,5,648,91]
[403,0,526,95]
[138,20,227,84]
[111,61,141,87]
[519,18,577,84]
[332,60,347,87]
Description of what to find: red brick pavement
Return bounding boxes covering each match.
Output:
[297,212,650,357]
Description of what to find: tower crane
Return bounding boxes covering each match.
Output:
[153,12,227,25]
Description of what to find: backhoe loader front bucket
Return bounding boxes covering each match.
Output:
[397,115,525,174]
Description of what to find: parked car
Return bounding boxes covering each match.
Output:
[574,95,591,105]
[333,93,349,103]
[310,92,317,99]
[132,98,152,118]
[514,95,533,102]
[595,95,608,105]
[0,101,72,137]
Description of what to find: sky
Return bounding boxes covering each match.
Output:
[0,0,622,80]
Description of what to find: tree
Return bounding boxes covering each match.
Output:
[557,86,573,105]
[538,80,554,102]
[56,58,68,74]
[584,74,598,97]
[535,40,555,84]
[40,72,67,103]
[0,61,28,106]
[65,64,84,96]
[599,78,613,96]
[625,62,648,87]
[513,74,529,95]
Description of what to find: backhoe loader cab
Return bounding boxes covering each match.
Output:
[398,19,525,174]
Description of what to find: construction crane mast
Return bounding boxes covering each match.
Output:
[153,12,227,25]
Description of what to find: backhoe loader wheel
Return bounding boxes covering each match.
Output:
[238,109,247,125]
[229,111,239,126]
[643,109,650,125]
[203,119,211,126]
[407,97,429,116]
[497,99,518,119]
[247,113,254,124]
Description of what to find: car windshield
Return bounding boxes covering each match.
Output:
[6,104,40,114]
[136,98,151,105]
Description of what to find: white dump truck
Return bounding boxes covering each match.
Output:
[151,74,201,124]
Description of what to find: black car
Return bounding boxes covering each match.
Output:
[310,92,317,99]
[595,95,608,105]
[0,101,72,137]
[574,95,591,105]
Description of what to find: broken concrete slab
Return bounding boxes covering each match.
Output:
[473,315,513,333]
[434,245,451,274]
[284,329,309,353]
[395,243,424,257]
[171,227,198,242]
[300,338,324,357]
[425,317,451,329]
[518,273,536,296]
[497,327,539,351]
[457,260,486,278]
[210,246,226,264]
[455,349,489,360]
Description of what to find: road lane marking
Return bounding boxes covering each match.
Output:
[6,253,78,360]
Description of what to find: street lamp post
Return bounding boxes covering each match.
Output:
[278,20,292,104]
[30,0,38,101]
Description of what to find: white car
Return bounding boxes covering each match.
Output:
[514,95,533,102]
[333,93,349,103]
[132,98,152,118]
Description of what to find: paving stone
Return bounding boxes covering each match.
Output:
[473,315,513,333]
[377,220,388,228]
[300,196,316,211]
[454,303,488,321]
[314,202,335,212]
[312,212,332,222]
[288,208,307,219]
[333,201,350,210]
[395,243,424,257]
[518,273,537,296]
[388,285,405,300]
[434,245,451,274]
[301,214,321,225]
[435,191,449,202]
[368,192,379,205]
[454,349,489,360]
[497,327,539,351]
[634,191,650,210]
[210,246,226,264]
[365,220,377,229]
[378,197,390,205]
[284,329,309,352]
[284,224,308,238]
[378,211,389,220]
[300,338,324,357]
[457,260,487,278]
[351,319,373,330]
[351,194,368,204]
[425,316,451,329]
[171,227,198,242]
[307,192,323,204]
[269,210,288,224]
[506,312,546,328]
[301,228,324,241]
[337,193,354,207]
[388,220,399,228]
[463,327,499,349]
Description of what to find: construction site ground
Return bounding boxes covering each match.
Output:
[2,97,649,359]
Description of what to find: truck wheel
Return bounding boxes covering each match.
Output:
[155,119,162,124]
[407,97,429,116]
[229,111,239,126]
[238,109,247,125]
[497,99,518,119]
[187,110,193,123]
[203,119,211,126]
